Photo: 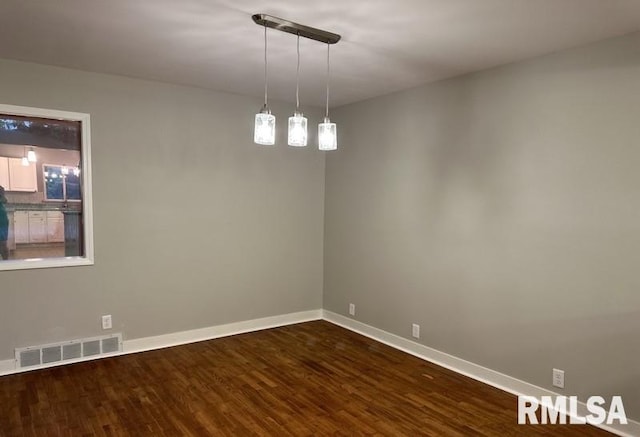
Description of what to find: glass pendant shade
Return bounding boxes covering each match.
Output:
[318,117,337,151]
[288,112,307,147]
[21,156,29,166]
[27,149,37,162]
[254,106,276,145]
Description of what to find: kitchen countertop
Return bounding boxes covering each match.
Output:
[5,203,82,213]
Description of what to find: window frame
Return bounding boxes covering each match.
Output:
[0,103,94,271]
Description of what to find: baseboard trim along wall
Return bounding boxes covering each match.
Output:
[322,310,640,437]
[0,358,14,375]
[123,309,323,354]
[0,309,323,377]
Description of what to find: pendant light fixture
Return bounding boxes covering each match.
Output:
[27,147,37,162]
[21,146,29,166]
[252,14,341,149]
[254,23,275,145]
[288,34,307,147]
[318,43,337,151]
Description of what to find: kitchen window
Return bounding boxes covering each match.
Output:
[44,164,82,202]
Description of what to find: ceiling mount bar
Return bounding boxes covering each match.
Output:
[252,14,341,45]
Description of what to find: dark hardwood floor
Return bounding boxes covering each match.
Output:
[0,321,612,436]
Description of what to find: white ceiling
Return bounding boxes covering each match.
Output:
[1,0,640,108]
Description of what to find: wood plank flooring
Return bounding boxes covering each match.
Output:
[0,321,612,436]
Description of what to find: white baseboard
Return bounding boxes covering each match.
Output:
[0,309,322,377]
[322,310,640,437]
[0,358,15,375]
[124,309,322,354]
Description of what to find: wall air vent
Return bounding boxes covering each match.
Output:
[15,333,122,369]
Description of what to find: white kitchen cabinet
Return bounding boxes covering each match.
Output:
[7,158,37,192]
[46,211,65,243]
[13,210,66,245]
[28,211,47,243]
[14,211,29,244]
[0,157,9,189]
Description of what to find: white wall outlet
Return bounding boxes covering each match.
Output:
[348,303,356,316]
[412,323,420,339]
[101,315,113,330]
[552,368,565,388]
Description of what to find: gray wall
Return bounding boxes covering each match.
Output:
[325,33,640,419]
[0,59,325,358]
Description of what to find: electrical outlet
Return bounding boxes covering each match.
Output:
[348,303,355,316]
[552,368,565,389]
[101,315,113,330]
[412,323,420,339]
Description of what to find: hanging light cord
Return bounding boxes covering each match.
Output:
[296,34,300,112]
[263,23,268,106]
[325,43,330,118]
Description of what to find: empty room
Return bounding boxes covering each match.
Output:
[0,1,639,436]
